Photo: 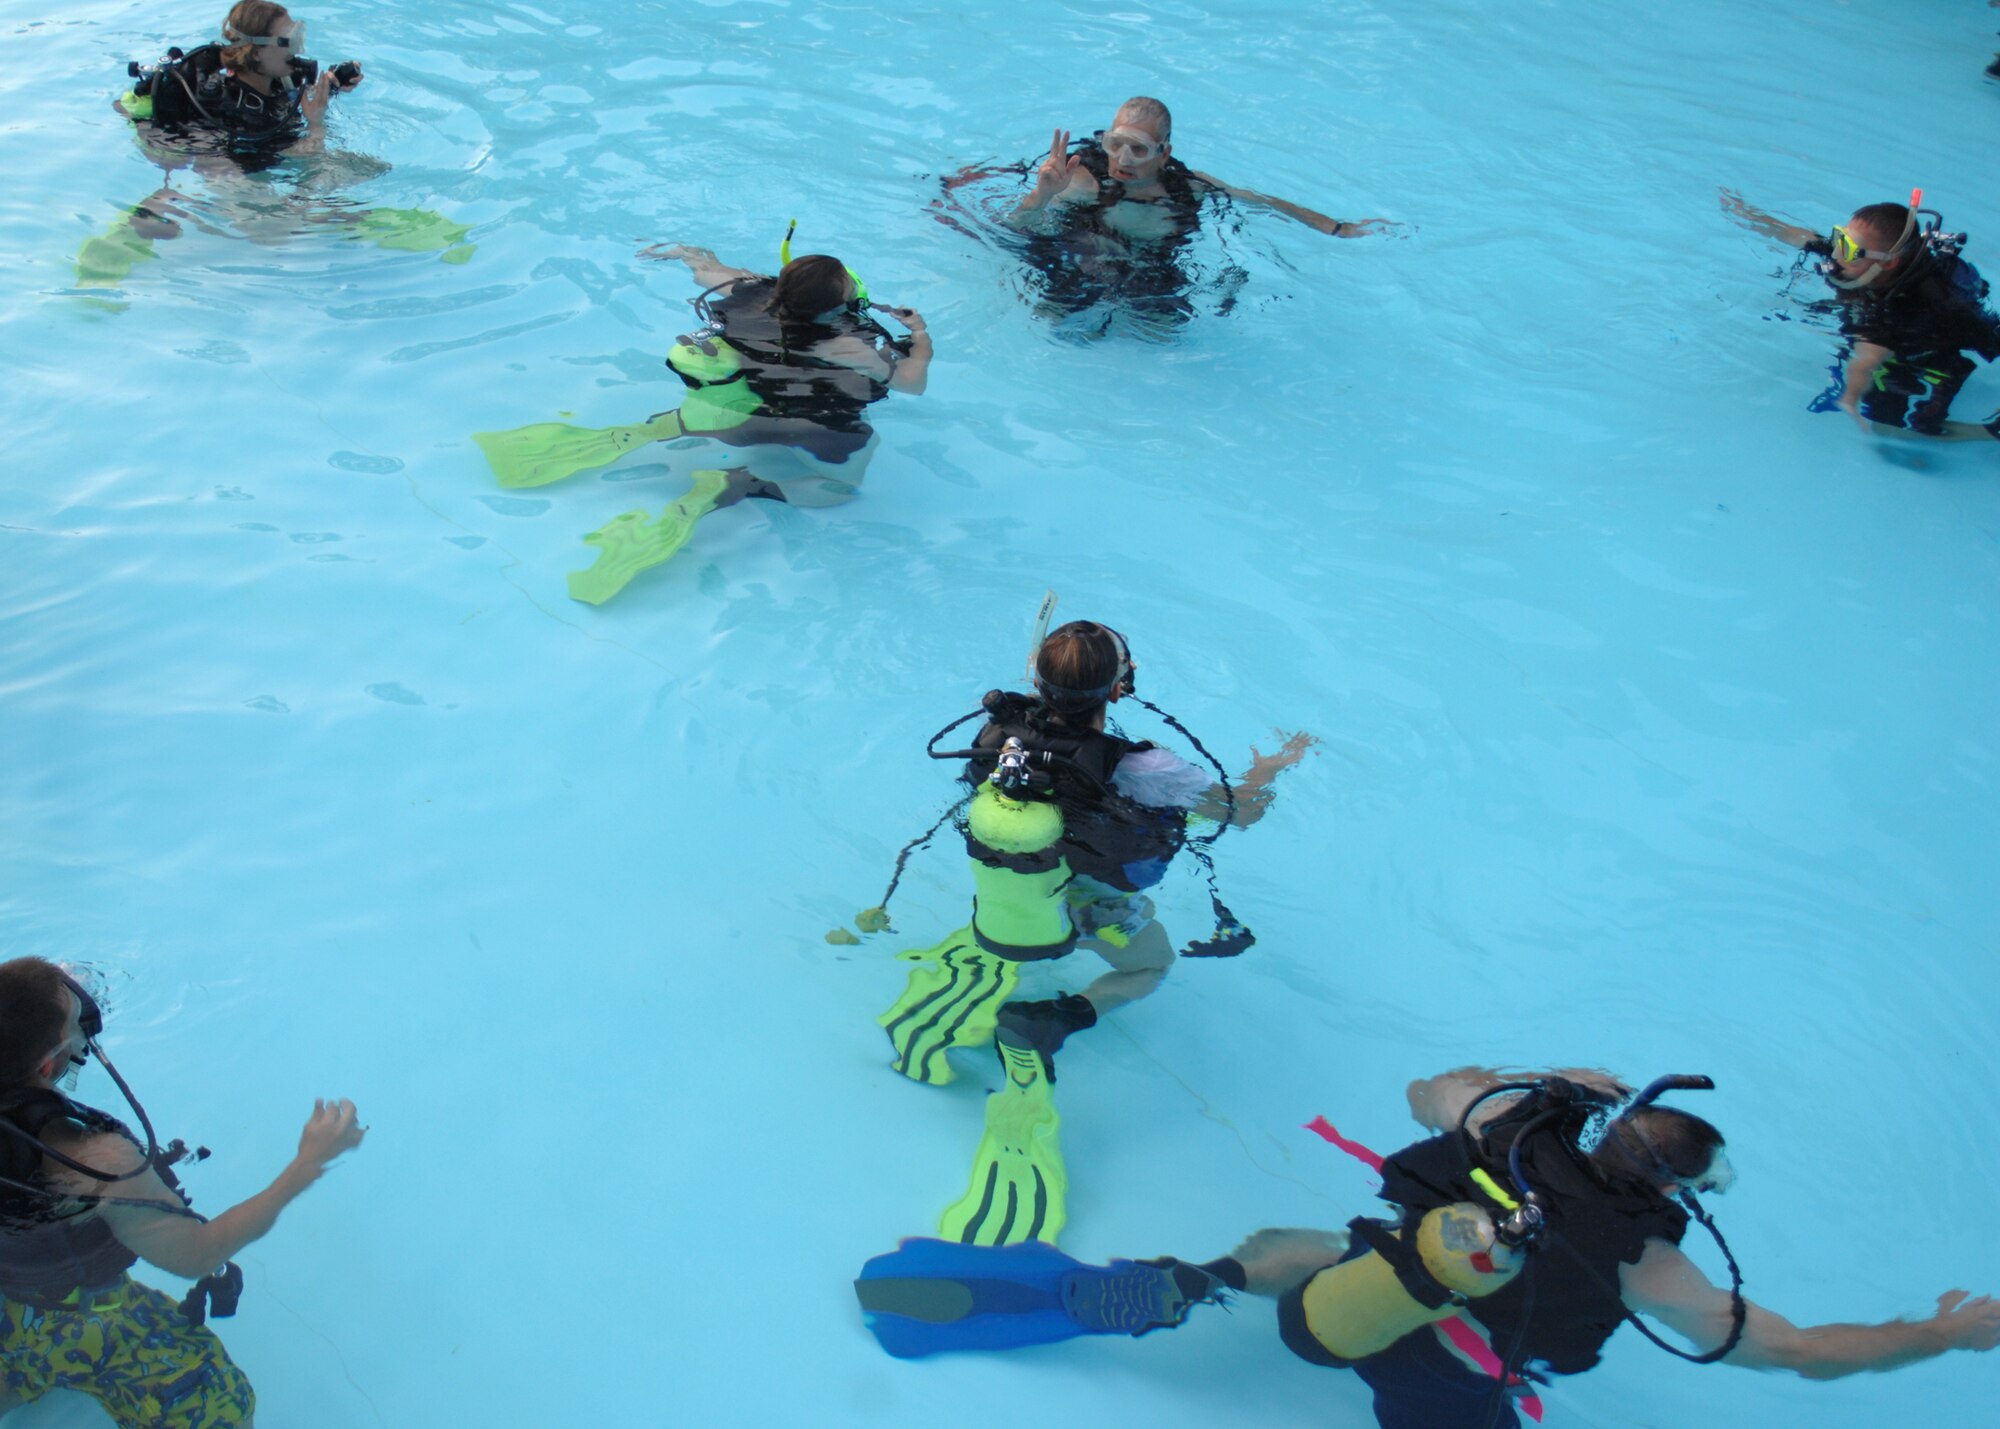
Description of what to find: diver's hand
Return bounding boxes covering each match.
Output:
[295,1098,366,1171]
[1229,1228,1350,1297]
[1246,731,1317,782]
[1320,216,1394,237]
[300,71,334,127]
[639,242,710,263]
[878,305,926,333]
[332,62,365,92]
[1932,1292,2000,1351]
[1022,128,1081,209]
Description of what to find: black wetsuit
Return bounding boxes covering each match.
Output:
[675,277,909,466]
[1805,236,2000,433]
[0,1091,146,1308]
[127,45,314,169]
[1020,136,1220,328]
[1279,1102,1688,1429]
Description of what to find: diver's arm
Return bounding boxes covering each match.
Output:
[1186,171,1387,237]
[1838,341,1893,423]
[290,71,334,157]
[1622,1240,2000,1377]
[638,244,754,287]
[83,1099,364,1281]
[878,307,932,395]
[1190,731,1317,828]
[1719,188,1817,249]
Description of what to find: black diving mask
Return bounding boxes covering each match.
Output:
[57,970,105,1069]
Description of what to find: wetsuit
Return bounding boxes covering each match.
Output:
[670,276,910,468]
[1279,1101,1687,1429]
[0,1090,254,1428]
[1020,136,1221,328]
[123,44,312,169]
[1805,235,2000,433]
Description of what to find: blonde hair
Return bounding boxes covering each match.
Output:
[219,1,293,69]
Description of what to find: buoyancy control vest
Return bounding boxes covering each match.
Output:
[669,277,909,433]
[125,44,308,145]
[0,1089,156,1307]
[1071,135,1209,234]
[965,691,1188,893]
[1367,1092,1689,1375]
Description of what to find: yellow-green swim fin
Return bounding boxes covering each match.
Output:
[939,1042,1066,1247]
[566,468,731,605]
[878,928,1019,1087]
[350,206,476,264]
[74,212,158,290]
[473,410,686,489]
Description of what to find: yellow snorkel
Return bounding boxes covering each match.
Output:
[779,219,873,309]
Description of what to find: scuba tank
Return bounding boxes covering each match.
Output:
[964,742,1078,962]
[1294,1200,1526,1362]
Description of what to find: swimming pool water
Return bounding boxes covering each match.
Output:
[4,1,1998,1424]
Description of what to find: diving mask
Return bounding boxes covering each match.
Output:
[56,968,105,1069]
[1825,188,1921,289]
[1102,127,1164,165]
[1690,1148,1736,1196]
[229,21,309,53]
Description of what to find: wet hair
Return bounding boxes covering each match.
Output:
[1116,96,1172,143]
[0,957,71,1088]
[772,254,852,323]
[1849,203,1913,254]
[1598,1106,1725,1187]
[1034,620,1129,717]
[221,1,294,67]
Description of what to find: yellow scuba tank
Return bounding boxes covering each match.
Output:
[965,783,1077,961]
[1298,1203,1524,1362]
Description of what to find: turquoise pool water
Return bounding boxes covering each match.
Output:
[4,0,1998,1424]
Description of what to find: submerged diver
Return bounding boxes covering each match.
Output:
[879,614,1312,1246]
[82,2,469,291]
[1722,188,2000,441]
[857,1066,2000,1429]
[0,956,365,1427]
[964,96,1390,333]
[473,240,931,604]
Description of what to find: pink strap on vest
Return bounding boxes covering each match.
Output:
[1306,1116,1546,1423]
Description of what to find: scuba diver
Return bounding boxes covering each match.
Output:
[942,96,1392,337]
[82,2,469,292]
[856,1065,2000,1429]
[0,956,364,1427]
[875,609,1313,1247]
[1722,188,2000,442]
[118,2,363,161]
[472,238,932,605]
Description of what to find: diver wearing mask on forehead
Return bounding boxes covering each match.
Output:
[0,956,364,1428]
[119,3,364,159]
[1723,187,2000,442]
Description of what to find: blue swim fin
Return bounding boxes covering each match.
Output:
[854,1238,1227,1359]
